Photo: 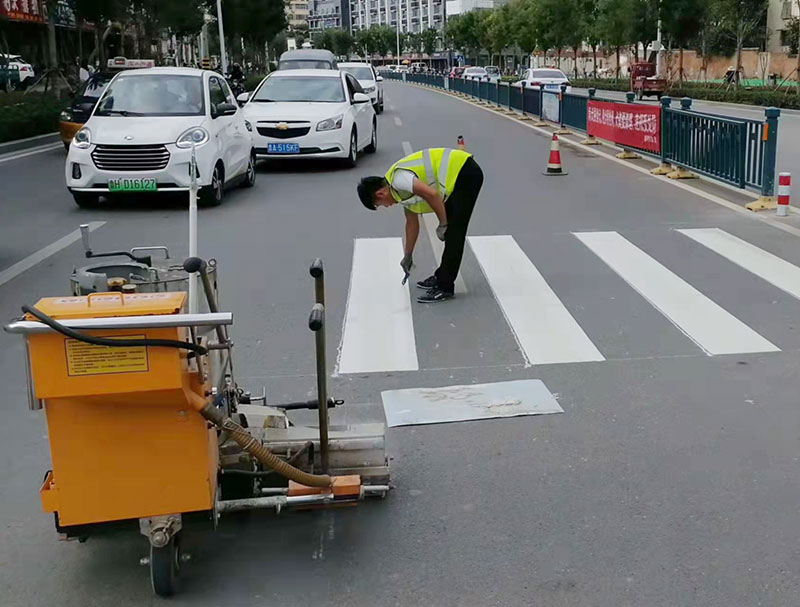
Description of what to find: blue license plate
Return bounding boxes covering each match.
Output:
[267,143,300,154]
[545,84,560,90]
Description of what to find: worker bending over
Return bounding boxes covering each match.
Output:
[357,147,484,303]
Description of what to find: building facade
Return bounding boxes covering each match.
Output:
[308,0,351,31]
[349,0,445,34]
[286,0,311,30]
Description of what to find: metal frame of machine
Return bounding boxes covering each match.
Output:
[5,235,390,597]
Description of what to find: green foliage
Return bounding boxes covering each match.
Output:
[0,93,67,143]
[421,28,439,57]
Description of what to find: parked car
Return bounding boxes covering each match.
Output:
[515,68,571,92]
[449,66,466,78]
[463,66,488,80]
[396,65,409,73]
[410,62,427,74]
[0,53,35,89]
[241,69,376,167]
[339,62,384,114]
[483,66,501,82]
[278,49,338,70]
[66,67,255,208]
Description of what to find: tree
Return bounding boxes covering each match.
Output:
[484,6,512,67]
[597,0,632,78]
[329,28,354,57]
[421,28,439,65]
[510,0,539,68]
[629,0,658,62]
[583,0,602,76]
[712,0,768,86]
[372,25,397,58]
[406,32,423,56]
[446,11,482,63]
[660,0,706,84]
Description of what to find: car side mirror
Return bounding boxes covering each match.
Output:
[236,92,250,104]
[352,92,370,104]
[216,102,238,117]
[376,76,384,82]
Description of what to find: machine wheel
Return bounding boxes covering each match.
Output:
[72,192,99,208]
[365,119,377,154]
[200,164,224,207]
[241,152,256,188]
[343,129,358,168]
[150,533,181,597]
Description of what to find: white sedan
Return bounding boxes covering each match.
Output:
[66,67,255,208]
[463,66,488,80]
[339,62,384,113]
[515,68,571,93]
[242,69,377,167]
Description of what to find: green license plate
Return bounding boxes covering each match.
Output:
[108,178,157,192]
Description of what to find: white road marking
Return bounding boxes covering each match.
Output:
[575,231,779,356]
[336,237,419,374]
[469,235,605,365]
[678,228,800,301]
[0,143,63,165]
[401,141,467,293]
[394,116,403,127]
[0,222,106,287]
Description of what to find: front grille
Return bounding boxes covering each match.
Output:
[92,145,170,171]
[257,126,311,139]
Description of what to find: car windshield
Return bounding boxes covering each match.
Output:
[279,60,333,70]
[342,66,374,81]
[251,76,345,103]
[531,70,566,79]
[95,74,205,116]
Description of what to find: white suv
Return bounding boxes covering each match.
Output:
[1,54,35,89]
[66,67,255,207]
[339,62,384,113]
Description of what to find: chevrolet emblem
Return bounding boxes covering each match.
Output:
[276,122,289,130]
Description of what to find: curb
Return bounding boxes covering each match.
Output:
[0,132,60,155]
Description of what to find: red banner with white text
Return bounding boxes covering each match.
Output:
[587,100,660,153]
[0,0,45,23]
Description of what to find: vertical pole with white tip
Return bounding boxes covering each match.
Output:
[188,141,199,314]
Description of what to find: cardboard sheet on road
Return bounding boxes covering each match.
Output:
[381,379,563,427]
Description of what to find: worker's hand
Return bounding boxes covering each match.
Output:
[436,223,448,242]
[400,253,413,274]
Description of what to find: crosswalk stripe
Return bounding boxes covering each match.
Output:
[678,228,800,301]
[469,235,605,365]
[575,231,779,356]
[336,238,420,374]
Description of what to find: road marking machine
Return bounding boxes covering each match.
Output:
[4,226,390,597]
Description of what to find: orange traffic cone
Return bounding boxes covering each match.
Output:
[543,134,567,176]
[457,135,466,151]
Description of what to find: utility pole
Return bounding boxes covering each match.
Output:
[396,0,401,67]
[216,0,228,74]
[655,18,662,76]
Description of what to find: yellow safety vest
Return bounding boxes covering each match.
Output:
[385,148,472,214]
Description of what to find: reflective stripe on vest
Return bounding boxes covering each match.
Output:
[385,148,471,214]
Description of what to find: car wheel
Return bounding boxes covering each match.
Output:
[343,129,358,168]
[241,152,256,188]
[72,192,99,208]
[200,164,224,207]
[365,119,377,154]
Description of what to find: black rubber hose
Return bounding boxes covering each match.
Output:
[21,305,208,356]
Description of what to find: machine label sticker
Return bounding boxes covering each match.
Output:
[54,293,175,304]
[65,335,149,376]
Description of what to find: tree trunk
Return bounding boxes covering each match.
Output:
[615,46,620,79]
[796,16,800,93]
[573,46,579,78]
[592,45,597,78]
[633,43,639,63]
[679,47,684,85]
[556,48,561,68]
[47,17,58,68]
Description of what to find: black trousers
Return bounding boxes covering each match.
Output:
[434,157,484,293]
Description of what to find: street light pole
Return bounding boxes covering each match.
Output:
[396,1,401,67]
[216,0,228,74]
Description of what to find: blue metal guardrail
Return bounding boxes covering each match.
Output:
[386,72,779,197]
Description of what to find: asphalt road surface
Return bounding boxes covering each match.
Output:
[2,82,800,606]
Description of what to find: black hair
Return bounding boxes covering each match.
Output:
[357,176,387,210]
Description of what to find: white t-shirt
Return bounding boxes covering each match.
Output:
[390,168,416,200]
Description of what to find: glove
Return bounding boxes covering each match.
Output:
[436,224,448,242]
[400,253,413,274]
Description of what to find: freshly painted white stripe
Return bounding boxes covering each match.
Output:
[0,222,106,287]
[402,141,413,155]
[575,231,778,355]
[394,116,403,127]
[469,235,605,365]
[337,238,419,374]
[678,228,800,301]
[0,143,62,165]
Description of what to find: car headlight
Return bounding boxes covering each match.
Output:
[363,86,376,93]
[316,114,344,132]
[73,127,91,149]
[244,120,253,132]
[60,110,73,122]
[176,127,210,149]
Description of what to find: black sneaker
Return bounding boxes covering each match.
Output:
[417,287,454,303]
[416,275,438,290]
